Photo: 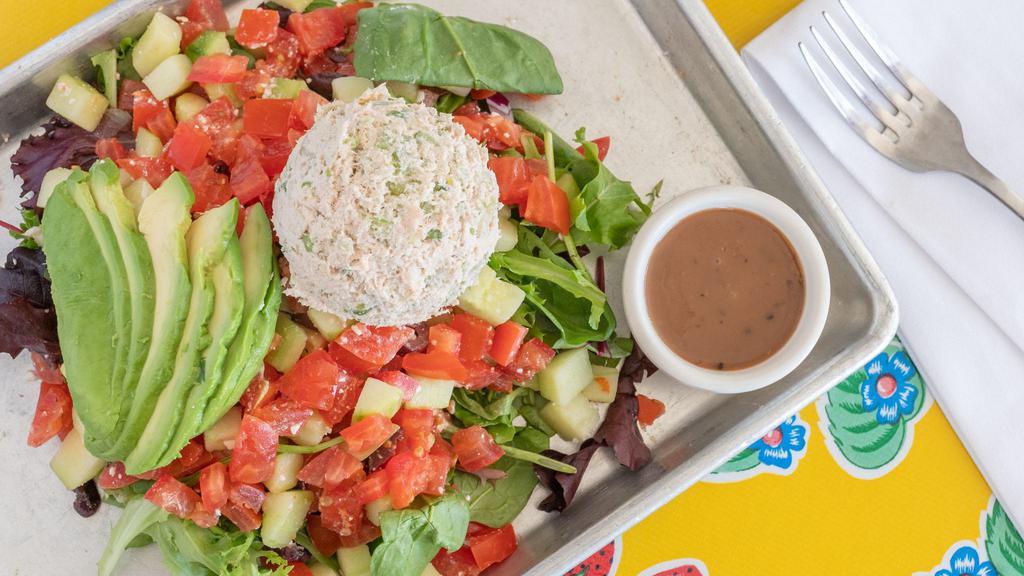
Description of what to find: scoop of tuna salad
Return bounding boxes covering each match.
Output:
[273,85,500,326]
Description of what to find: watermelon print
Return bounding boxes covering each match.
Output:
[638,559,710,576]
[706,414,808,482]
[817,338,930,479]
[564,537,621,576]
[985,498,1024,576]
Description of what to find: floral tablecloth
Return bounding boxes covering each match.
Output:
[2,1,1021,575]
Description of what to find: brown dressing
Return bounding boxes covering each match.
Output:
[645,208,804,371]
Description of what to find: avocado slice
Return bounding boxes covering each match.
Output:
[87,160,157,458]
[124,199,238,474]
[105,173,194,461]
[161,200,245,464]
[199,204,282,432]
[41,170,127,447]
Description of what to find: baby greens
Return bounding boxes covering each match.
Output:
[354,3,563,94]
[452,458,538,528]
[370,494,470,576]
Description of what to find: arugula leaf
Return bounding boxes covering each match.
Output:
[8,209,41,249]
[99,499,169,576]
[452,458,538,528]
[116,36,141,81]
[490,251,605,326]
[354,3,563,94]
[513,109,580,166]
[371,494,470,576]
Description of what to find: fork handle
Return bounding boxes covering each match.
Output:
[958,155,1024,222]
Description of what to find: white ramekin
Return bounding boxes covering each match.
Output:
[622,186,830,394]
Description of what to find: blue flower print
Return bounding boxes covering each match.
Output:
[935,546,996,576]
[861,351,919,424]
[750,416,807,469]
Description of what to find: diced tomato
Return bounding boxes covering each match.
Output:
[27,380,72,447]
[451,314,493,364]
[329,324,414,374]
[116,155,173,188]
[263,29,302,78]
[375,371,420,402]
[523,175,570,234]
[242,98,294,139]
[31,353,63,383]
[354,469,389,504]
[487,156,531,208]
[136,439,217,480]
[451,425,503,472]
[197,461,228,512]
[230,155,272,205]
[298,446,362,488]
[185,161,231,214]
[427,324,462,356]
[453,102,481,117]
[470,89,497,100]
[241,369,279,413]
[430,434,455,464]
[300,51,355,78]
[258,137,294,179]
[502,338,555,383]
[236,9,280,48]
[298,446,338,487]
[167,121,212,171]
[433,547,482,576]
[222,500,262,532]
[462,360,501,391]
[394,409,435,457]
[384,452,422,509]
[95,138,127,161]
[235,67,273,101]
[97,462,139,490]
[402,351,468,382]
[489,321,528,367]
[133,89,176,142]
[319,484,363,536]
[189,501,220,528]
[339,414,396,458]
[185,0,229,32]
[306,515,342,556]
[188,54,249,84]
[636,394,666,427]
[291,89,327,130]
[320,374,364,426]
[251,398,314,435]
[287,8,347,56]
[277,350,342,412]
[454,113,524,151]
[229,482,266,512]
[288,563,315,576]
[337,517,381,548]
[421,453,450,496]
[576,135,611,161]
[335,1,373,27]
[145,475,201,518]
[118,79,146,111]
[229,415,278,484]
[467,524,517,570]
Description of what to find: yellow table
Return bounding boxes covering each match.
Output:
[0,2,1015,576]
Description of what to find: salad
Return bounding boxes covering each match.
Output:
[0,1,666,575]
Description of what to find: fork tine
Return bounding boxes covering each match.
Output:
[798,41,884,139]
[837,0,929,100]
[822,10,911,113]
[809,25,906,132]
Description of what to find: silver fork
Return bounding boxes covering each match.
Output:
[798,0,1024,221]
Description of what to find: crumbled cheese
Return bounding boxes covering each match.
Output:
[273,85,500,326]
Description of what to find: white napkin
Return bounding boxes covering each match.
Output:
[742,0,1024,528]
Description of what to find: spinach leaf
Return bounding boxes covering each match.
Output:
[354,3,563,94]
[452,457,538,528]
[371,494,470,576]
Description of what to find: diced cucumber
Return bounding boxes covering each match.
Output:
[135,127,164,158]
[46,74,109,131]
[265,453,304,493]
[133,12,183,77]
[386,81,420,103]
[583,364,619,403]
[91,49,118,106]
[540,394,600,441]
[556,172,580,198]
[538,348,594,405]
[143,54,193,100]
[203,406,242,451]
[353,378,404,422]
[495,218,518,252]
[332,76,373,103]
[405,376,455,410]
[261,490,314,548]
[364,495,392,526]
[185,30,231,61]
[124,179,155,217]
[305,330,327,355]
[204,83,242,107]
[519,377,540,391]
[269,78,308,99]
[174,93,209,123]
[266,313,308,373]
[275,0,314,11]
[337,545,372,576]
[50,428,106,490]
[71,408,85,435]
[457,266,525,325]
[421,564,443,576]
[440,85,471,97]
[37,167,73,208]
[307,308,350,341]
[288,412,331,446]
[310,564,339,576]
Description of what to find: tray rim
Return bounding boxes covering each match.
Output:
[0,0,899,574]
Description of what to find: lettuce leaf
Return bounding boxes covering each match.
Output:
[0,247,59,359]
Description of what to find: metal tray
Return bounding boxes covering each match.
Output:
[0,0,897,574]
